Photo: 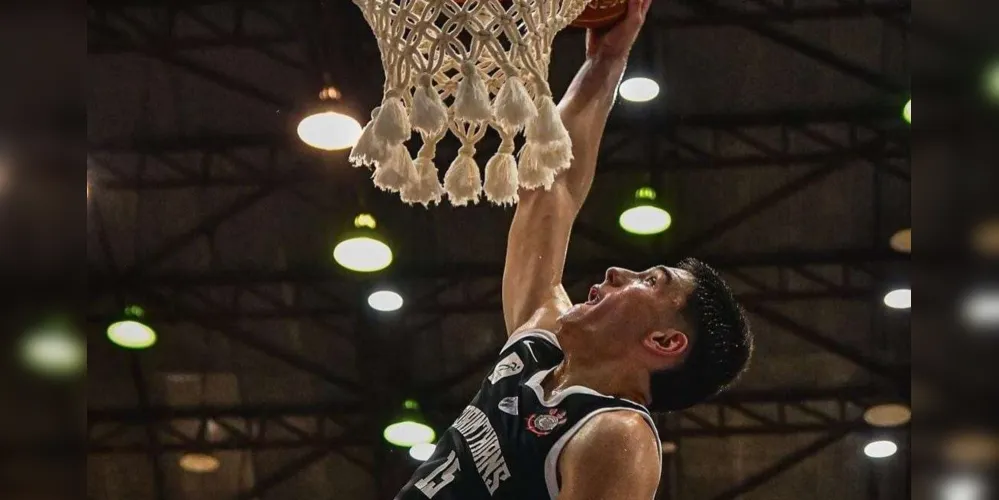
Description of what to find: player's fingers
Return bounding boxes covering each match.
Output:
[627,0,644,22]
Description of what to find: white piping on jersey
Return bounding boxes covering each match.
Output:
[524,362,651,412]
[506,328,653,409]
[524,368,609,407]
[500,329,562,354]
[543,407,663,500]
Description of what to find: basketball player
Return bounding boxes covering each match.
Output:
[397,0,753,498]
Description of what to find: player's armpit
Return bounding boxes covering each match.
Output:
[557,411,661,500]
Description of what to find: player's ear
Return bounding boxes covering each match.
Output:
[644,329,688,360]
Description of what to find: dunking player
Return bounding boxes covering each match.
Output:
[397,0,753,498]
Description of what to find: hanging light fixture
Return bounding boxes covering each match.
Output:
[619,77,661,103]
[297,86,362,151]
[179,452,221,473]
[333,213,393,273]
[619,187,672,235]
[368,289,404,312]
[863,403,912,427]
[107,305,157,349]
[384,399,436,448]
[883,288,911,310]
[985,61,999,103]
[902,99,912,124]
[889,228,911,253]
[20,317,85,378]
[409,442,437,461]
[864,439,898,458]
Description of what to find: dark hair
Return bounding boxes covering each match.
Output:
[649,258,753,411]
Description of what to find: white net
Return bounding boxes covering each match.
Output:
[350,0,590,207]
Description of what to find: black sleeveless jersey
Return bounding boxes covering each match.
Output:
[395,330,661,500]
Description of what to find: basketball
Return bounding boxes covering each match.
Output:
[571,0,629,29]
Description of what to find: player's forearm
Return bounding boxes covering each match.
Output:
[556,53,629,211]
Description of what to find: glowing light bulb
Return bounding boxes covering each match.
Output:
[883,288,911,309]
[368,290,404,312]
[619,77,660,103]
[409,443,436,461]
[333,237,393,272]
[384,421,435,447]
[21,326,85,377]
[107,320,157,349]
[179,453,220,473]
[298,111,362,151]
[864,440,898,458]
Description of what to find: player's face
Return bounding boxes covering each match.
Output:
[559,266,696,344]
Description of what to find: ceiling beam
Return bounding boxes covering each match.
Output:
[675,0,907,95]
[708,429,854,500]
[90,248,907,290]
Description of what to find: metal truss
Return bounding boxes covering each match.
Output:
[88,105,909,191]
[660,385,889,438]
[87,1,304,110]
[87,0,911,112]
[88,0,304,70]
[88,248,908,399]
[89,249,903,320]
[652,0,909,28]
[87,385,889,454]
[674,0,909,96]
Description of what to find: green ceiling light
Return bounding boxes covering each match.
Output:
[384,399,436,447]
[903,99,911,124]
[107,305,157,350]
[619,187,672,235]
[20,318,85,378]
[985,61,999,103]
[333,213,393,273]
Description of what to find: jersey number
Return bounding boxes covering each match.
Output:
[415,450,460,498]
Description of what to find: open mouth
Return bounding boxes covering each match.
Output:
[586,286,602,305]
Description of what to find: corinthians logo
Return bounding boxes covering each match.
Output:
[526,409,567,436]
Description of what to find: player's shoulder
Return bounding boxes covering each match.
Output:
[558,410,661,496]
[571,410,658,452]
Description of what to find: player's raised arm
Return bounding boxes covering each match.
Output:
[502,0,653,336]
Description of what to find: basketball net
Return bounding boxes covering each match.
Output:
[350,0,589,207]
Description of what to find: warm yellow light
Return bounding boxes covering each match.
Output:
[863,404,912,427]
[179,453,220,473]
[297,111,362,151]
[619,77,660,103]
[890,228,911,253]
[620,206,672,235]
[333,236,393,272]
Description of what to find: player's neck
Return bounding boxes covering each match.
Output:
[548,351,651,406]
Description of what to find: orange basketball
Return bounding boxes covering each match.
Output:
[571,0,629,29]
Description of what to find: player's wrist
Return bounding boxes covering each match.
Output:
[585,48,631,66]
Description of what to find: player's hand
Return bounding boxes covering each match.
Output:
[585,0,654,61]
